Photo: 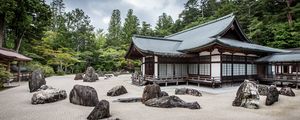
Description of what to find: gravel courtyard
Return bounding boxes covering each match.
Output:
[0,74,300,120]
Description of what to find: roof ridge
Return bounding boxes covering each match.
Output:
[0,47,18,53]
[133,35,183,42]
[165,13,235,38]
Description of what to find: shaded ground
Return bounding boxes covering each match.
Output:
[0,74,300,120]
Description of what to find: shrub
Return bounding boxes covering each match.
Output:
[0,64,12,88]
[56,70,65,76]
[26,61,55,77]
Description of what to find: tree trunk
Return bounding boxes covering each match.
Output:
[0,14,5,48]
[286,0,292,27]
[14,30,25,52]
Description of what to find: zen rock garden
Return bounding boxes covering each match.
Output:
[232,80,296,109]
[107,85,128,96]
[29,70,67,104]
[232,80,260,109]
[175,88,202,97]
[69,85,99,106]
[17,67,300,119]
[83,67,99,82]
[29,70,47,92]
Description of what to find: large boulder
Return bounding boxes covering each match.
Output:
[279,86,295,96]
[142,84,161,103]
[69,85,99,106]
[257,84,269,96]
[159,91,169,97]
[232,80,260,109]
[31,87,67,104]
[74,73,84,80]
[175,88,202,97]
[266,85,279,106]
[144,95,200,109]
[107,85,128,96]
[113,97,142,103]
[83,67,99,82]
[87,100,110,120]
[37,85,53,91]
[29,69,46,92]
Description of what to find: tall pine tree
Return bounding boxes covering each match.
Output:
[155,13,174,36]
[122,9,139,45]
[107,9,122,47]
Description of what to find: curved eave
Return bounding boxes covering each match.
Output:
[124,42,145,60]
[178,38,287,54]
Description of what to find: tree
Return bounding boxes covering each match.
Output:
[122,9,139,45]
[179,0,202,27]
[64,8,95,52]
[8,0,52,52]
[155,13,174,36]
[50,0,65,31]
[139,21,154,36]
[107,9,122,47]
[0,0,16,48]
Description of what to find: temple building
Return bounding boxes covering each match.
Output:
[125,13,300,87]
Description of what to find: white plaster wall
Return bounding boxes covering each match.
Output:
[211,63,221,77]
[233,52,245,56]
[199,51,210,56]
[278,66,282,74]
[223,52,232,55]
[272,65,275,75]
[247,54,257,57]
[211,48,219,55]
[211,55,220,62]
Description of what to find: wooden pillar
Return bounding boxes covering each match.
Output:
[17,62,21,85]
[245,55,247,79]
[296,63,299,89]
[220,51,223,82]
[154,56,158,79]
[7,61,10,72]
[142,57,145,76]
[231,53,234,84]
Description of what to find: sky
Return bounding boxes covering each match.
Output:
[46,0,187,32]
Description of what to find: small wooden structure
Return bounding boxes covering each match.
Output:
[125,13,291,88]
[256,52,300,88]
[0,47,32,85]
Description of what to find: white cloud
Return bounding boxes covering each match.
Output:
[102,16,110,24]
[46,0,187,32]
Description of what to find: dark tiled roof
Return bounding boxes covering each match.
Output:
[0,48,32,61]
[129,13,287,57]
[256,52,300,62]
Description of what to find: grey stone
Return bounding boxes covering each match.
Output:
[38,85,53,91]
[142,84,161,103]
[31,87,67,104]
[144,95,200,109]
[257,84,269,96]
[175,88,202,97]
[232,80,260,109]
[29,69,46,92]
[83,67,99,82]
[87,100,110,120]
[280,86,295,96]
[159,91,169,97]
[107,85,128,96]
[69,85,99,106]
[74,73,84,80]
[266,85,279,106]
[113,97,142,103]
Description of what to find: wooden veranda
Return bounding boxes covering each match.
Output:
[0,48,32,86]
[259,62,300,89]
